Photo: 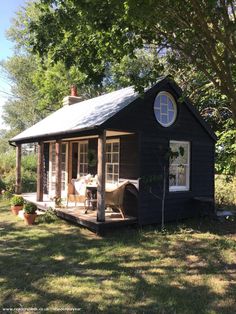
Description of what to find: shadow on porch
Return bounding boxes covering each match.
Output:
[22,193,137,234]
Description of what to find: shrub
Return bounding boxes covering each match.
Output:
[24,202,37,214]
[0,151,37,193]
[10,195,24,206]
[215,175,236,209]
[0,178,6,192]
[37,208,57,223]
[2,190,13,200]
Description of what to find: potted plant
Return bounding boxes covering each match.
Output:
[23,202,37,225]
[10,195,24,215]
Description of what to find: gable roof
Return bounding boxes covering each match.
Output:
[11,86,139,143]
[10,76,216,143]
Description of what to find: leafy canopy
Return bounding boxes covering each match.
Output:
[27,0,236,121]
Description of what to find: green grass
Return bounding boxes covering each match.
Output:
[0,199,236,314]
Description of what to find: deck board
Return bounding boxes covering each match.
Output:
[22,193,137,233]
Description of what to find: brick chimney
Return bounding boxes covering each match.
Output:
[63,85,83,106]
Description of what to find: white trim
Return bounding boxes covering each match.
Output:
[106,138,120,184]
[61,142,68,197]
[169,140,190,192]
[48,142,68,197]
[154,91,177,127]
[78,140,88,177]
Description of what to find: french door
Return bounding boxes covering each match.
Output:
[71,141,88,179]
[49,142,68,197]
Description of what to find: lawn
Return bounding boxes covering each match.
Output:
[0,199,236,314]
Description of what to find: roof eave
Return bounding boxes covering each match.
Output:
[9,125,101,145]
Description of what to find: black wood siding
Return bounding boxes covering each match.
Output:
[88,138,98,176]
[103,81,215,225]
[119,134,139,179]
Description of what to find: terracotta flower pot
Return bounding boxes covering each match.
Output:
[24,213,37,225]
[11,205,23,215]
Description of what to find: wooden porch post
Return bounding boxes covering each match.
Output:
[36,141,44,202]
[55,140,62,199]
[97,130,106,222]
[15,143,21,194]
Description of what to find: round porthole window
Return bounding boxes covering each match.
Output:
[154,91,177,127]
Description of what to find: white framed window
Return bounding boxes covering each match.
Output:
[106,139,119,183]
[169,141,190,192]
[49,142,68,196]
[78,141,88,176]
[154,91,177,127]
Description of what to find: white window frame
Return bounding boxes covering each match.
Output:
[169,140,190,192]
[154,91,177,127]
[78,141,88,177]
[49,142,68,197]
[106,139,120,184]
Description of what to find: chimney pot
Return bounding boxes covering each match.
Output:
[71,84,78,96]
[63,85,83,106]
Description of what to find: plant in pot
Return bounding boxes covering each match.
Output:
[10,195,24,215]
[23,202,37,225]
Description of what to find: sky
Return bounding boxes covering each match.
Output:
[0,0,26,128]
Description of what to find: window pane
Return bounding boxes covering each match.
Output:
[107,174,113,182]
[178,165,187,186]
[114,175,119,182]
[106,143,111,152]
[169,165,177,186]
[113,142,119,152]
[114,164,119,174]
[161,115,168,124]
[106,140,119,183]
[162,105,168,114]
[107,164,113,173]
[161,95,167,104]
[112,153,119,163]
[169,141,190,190]
[106,153,111,162]
[168,99,174,110]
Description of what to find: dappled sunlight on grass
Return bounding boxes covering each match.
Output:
[0,199,236,313]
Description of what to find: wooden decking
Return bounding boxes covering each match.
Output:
[22,193,137,233]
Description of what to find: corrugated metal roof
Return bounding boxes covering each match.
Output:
[11,86,140,142]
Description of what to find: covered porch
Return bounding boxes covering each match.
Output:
[14,127,139,231]
[22,192,137,233]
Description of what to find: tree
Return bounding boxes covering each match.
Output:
[26,0,236,122]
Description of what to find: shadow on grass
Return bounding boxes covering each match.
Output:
[0,201,236,313]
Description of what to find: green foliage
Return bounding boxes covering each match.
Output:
[2,191,13,200]
[0,178,6,192]
[37,208,58,223]
[0,150,37,193]
[216,122,236,176]
[24,0,236,121]
[215,175,236,209]
[24,202,37,214]
[10,195,24,206]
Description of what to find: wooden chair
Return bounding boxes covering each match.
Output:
[66,181,86,207]
[105,181,130,219]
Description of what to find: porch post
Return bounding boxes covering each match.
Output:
[97,130,106,222]
[36,141,44,202]
[55,140,62,199]
[15,143,22,194]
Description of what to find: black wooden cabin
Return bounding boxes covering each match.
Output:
[10,76,216,228]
